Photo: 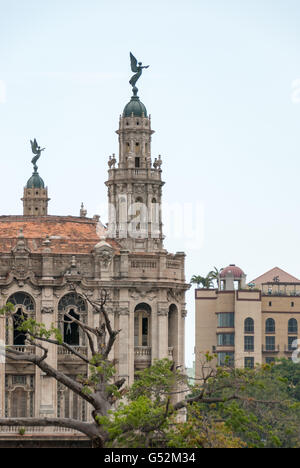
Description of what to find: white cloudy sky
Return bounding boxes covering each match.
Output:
[1,0,300,366]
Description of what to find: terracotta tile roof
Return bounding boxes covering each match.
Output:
[252,267,300,285]
[0,216,120,254]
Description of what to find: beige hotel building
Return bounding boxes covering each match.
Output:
[195,265,300,378]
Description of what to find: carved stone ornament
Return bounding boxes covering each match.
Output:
[118,307,130,316]
[94,240,114,268]
[157,308,168,317]
[167,288,183,303]
[129,287,157,301]
[41,307,54,314]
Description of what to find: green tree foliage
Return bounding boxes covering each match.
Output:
[98,356,300,448]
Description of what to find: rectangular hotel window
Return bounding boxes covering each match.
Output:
[217,313,234,328]
[244,336,254,352]
[244,357,254,369]
[217,333,234,346]
[217,352,234,367]
[266,336,275,351]
[269,301,272,307]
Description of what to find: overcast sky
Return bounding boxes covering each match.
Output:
[1,0,300,366]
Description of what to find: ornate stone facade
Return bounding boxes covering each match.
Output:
[0,90,189,443]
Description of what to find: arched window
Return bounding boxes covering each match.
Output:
[7,292,35,312]
[7,293,35,346]
[244,318,254,334]
[265,318,275,333]
[134,303,151,347]
[288,318,298,334]
[58,293,86,346]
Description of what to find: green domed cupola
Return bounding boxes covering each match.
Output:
[123,94,147,118]
[26,172,45,189]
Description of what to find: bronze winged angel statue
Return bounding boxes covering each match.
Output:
[129,52,149,95]
[30,138,45,172]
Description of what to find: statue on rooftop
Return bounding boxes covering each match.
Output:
[30,138,45,172]
[129,52,149,95]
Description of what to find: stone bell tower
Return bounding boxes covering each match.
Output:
[22,140,50,216]
[105,88,164,252]
[22,171,50,216]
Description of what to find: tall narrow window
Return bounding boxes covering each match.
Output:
[64,309,80,346]
[265,318,275,333]
[13,308,27,346]
[288,318,298,334]
[58,293,86,347]
[266,336,275,351]
[244,318,254,334]
[244,335,254,352]
[135,157,140,168]
[134,303,151,347]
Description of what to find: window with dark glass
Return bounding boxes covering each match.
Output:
[265,318,275,333]
[244,318,254,334]
[217,352,234,367]
[288,318,298,334]
[64,309,80,346]
[244,357,254,369]
[134,304,151,347]
[13,309,27,346]
[217,313,234,328]
[244,335,254,352]
[217,333,234,346]
[266,336,275,351]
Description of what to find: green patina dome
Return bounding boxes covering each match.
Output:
[123,96,147,118]
[26,172,45,189]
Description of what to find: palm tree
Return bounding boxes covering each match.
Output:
[208,266,223,289]
[191,274,213,289]
[202,275,213,288]
[190,275,204,288]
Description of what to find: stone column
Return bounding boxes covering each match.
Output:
[117,304,131,386]
[156,304,169,361]
[180,307,187,369]
[39,288,56,417]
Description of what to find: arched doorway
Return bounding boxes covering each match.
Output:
[134,303,151,347]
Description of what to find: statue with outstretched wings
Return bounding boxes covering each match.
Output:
[129,52,149,93]
[30,138,45,172]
